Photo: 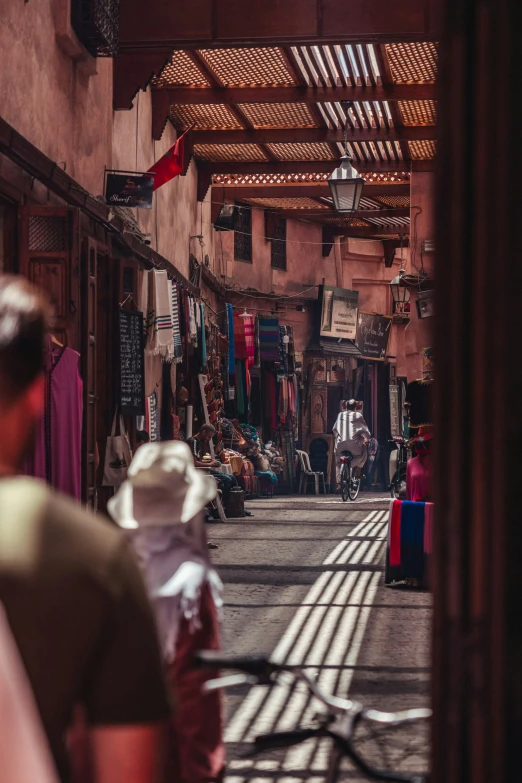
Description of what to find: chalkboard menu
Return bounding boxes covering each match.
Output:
[356,312,392,360]
[118,309,145,416]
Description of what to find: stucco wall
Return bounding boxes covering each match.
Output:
[112,90,214,282]
[0,0,113,196]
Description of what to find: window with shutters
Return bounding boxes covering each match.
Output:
[234,205,252,263]
[270,220,287,271]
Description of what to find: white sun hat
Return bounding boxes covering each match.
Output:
[107,441,217,529]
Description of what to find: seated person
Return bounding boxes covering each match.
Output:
[187,424,237,508]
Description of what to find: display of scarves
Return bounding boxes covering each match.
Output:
[226,304,235,373]
[235,360,245,417]
[139,269,153,349]
[171,283,183,363]
[287,325,295,373]
[278,377,289,423]
[279,326,289,374]
[200,304,207,368]
[146,392,160,442]
[258,317,280,361]
[233,313,248,360]
[188,297,198,344]
[288,378,296,415]
[149,270,174,359]
[386,499,434,587]
[243,315,255,367]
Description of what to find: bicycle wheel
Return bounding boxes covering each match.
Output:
[340,464,350,502]
[348,468,361,501]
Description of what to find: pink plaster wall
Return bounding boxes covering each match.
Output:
[0,0,113,196]
[112,90,215,281]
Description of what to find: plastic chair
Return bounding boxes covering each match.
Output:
[296,449,326,495]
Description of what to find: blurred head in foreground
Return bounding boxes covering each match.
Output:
[0,276,48,473]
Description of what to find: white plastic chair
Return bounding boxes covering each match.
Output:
[296,449,326,495]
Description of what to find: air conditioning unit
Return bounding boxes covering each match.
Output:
[213,204,239,231]
[421,239,435,253]
[416,289,434,319]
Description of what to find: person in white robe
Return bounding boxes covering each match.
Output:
[333,399,371,487]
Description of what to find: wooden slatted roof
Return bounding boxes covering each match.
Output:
[148,38,438,239]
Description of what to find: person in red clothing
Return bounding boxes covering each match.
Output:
[406,433,433,502]
[108,441,225,783]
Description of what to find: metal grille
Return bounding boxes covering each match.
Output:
[170,104,242,130]
[198,48,296,86]
[152,51,210,87]
[408,140,437,159]
[71,0,119,57]
[234,205,252,263]
[270,220,287,270]
[266,142,336,161]
[194,144,267,162]
[385,43,438,83]
[398,100,437,126]
[28,216,67,252]
[236,103,318,129]
[373,195,411,208]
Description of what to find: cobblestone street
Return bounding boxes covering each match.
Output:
[209,494,431,782]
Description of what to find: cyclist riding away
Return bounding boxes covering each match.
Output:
[333,400,371,493]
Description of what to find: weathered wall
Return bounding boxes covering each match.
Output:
[112,90,214,282]
[221,211,429,381]
[0,0,113,196]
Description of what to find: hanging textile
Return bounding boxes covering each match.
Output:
[146,392,160,442]
[188,298,198,344]
[24,338,82,500]
[243,315,255,368]
[258,317,280,361]
[287,325,295,373]
[278,377,289,423]
[253,316,260,368]
[385,499,433,587]
[235,360,245,417]
[233,313,248,360]
[171,283,183,363]
[200,304,207,368]
[149,270,174,359]
[266,372,278,434]
[227,304,235,373]
[279,326,289,375]
[139,269,153,349]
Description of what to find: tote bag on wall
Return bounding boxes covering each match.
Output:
[102,409,133,487]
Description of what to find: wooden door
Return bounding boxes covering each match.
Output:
[18,206,79,348]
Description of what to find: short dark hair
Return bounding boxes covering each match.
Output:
[137,430,150,444]
[0,276,48,404]
[200,423,216,436]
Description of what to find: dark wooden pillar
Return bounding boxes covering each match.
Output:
[434,1,522,781]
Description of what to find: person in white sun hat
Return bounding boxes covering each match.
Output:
[108,440,225,783]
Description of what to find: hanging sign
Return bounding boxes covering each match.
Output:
[105,170,155,209]
[356,312,392,360]
[118,309,145,416]
[319,286,359,339]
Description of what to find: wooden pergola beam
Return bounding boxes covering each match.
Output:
[119,0,436,49]
[189,127,437,145]
[207,183,410,201]
[264,208,410,220]
[205,160,432,175]
[153,84,435,104]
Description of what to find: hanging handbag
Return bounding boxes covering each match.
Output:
[102,409,133,487]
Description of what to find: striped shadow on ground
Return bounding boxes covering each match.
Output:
[225,509,389,783]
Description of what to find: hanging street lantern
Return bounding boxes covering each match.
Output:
[390,269,411,318]
[328,102,365,215]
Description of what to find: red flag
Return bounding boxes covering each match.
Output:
[147,127,191,191]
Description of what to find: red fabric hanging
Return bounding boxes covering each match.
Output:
[147,127,191,191]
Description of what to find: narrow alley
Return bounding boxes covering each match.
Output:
[209,495,431,782]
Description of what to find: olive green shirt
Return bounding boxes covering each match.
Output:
[0,478,170,780]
